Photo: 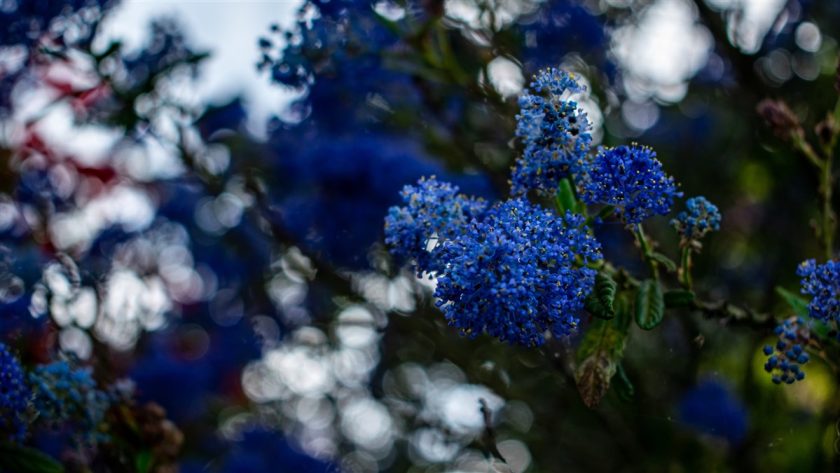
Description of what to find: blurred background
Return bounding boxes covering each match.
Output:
[1,0,840,471]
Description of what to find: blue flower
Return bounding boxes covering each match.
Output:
[518,2,609,73]
[763,317,810,385]
[581,145,681,223]
[0,343,30,442]
[272,135,493,269]
[29,360,111,444]
[671,196,722,242]
[220,427,338,473]
[384,177,487,275]
[677,379,748,445]
[511,68,592,195]
[434,199,602,346]
[798,259,840,324]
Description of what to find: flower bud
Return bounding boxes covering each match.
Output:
[756,99,803,141]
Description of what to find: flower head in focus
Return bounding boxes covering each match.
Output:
[581,144,681,224]
[434,199,602,346]
[384,176,487,276]
[511,68,592,195]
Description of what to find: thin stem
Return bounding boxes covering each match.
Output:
[679,246,692,290]
[633,224,659,281]
[819,156,835,259]
[791,133,835,258]
[792,134,823,169]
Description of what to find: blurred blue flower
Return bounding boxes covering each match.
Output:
[0,343,30,442]
[273,135,492,269]
[29,360,111,444]
[220,428,338,473]
[678,379,748,445]
[517,1,610,74]
[130,334,217,423]
[763,316,810,385]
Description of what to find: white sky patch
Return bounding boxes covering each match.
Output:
[98,0,303,139]
[487,56,525,98]
[50,185,156,250]
[707,0,787,53]
[612,0,712,104]
[31,103,124,166]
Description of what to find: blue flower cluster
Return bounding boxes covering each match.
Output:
[384,177,487,275]
[0,343,30,442]
[763,317,810,384]
[29,361,111,443]
[511,69,592,195]
[798,259,840,324]
[671,196,722,242]
[384,67,696,345]
[581,145,681,223]
[435,199,602,345]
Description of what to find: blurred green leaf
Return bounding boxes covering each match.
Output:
[651,252,677,272]
[135,451,152,473]
[555,178,579,215]
[635,279,664,330]
[0,443,64,473]
[664,289,695,308]
[775,286,809,318]
[612,363,634,402]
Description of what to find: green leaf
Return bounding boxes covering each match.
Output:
[664,289,695,308]
[775,286,810,318]
[585,273,618,319]
[575,318,629,408]
[0,443,64,473]
[650,252,677,272]
[635,279,665,330]
[613,292,633,332]
[555,178,579,215]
